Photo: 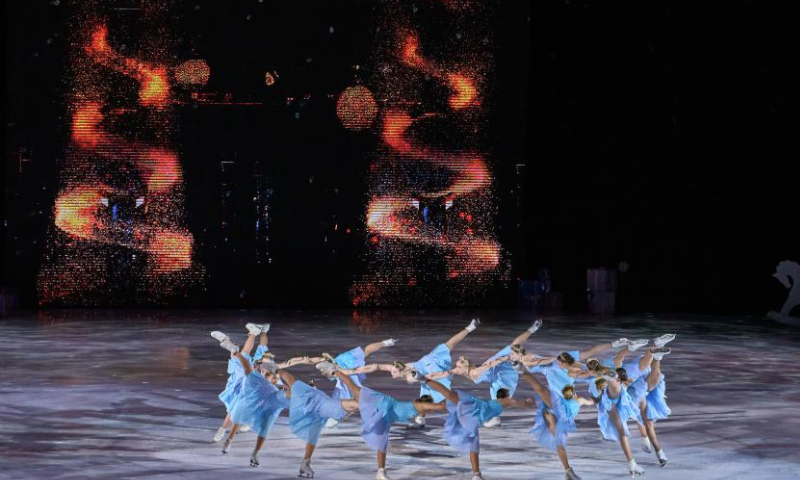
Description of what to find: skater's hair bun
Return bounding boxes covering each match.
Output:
[586,358,601,371]
[561,385,576,400]
[615,367,629,382]
[458,356,472,369]
[496,388,510,399]
[594,378,608,391]
[418,395,434,403]
[557,352,576,365]
[511,344,526,355]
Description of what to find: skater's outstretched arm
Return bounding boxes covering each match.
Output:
[500,397,536,409]
[422,378,459,404]
[274,356,311,369]
[343,363,403,377]
[424,370,452,380]
[467,356,511,381]
[520,355,556,369]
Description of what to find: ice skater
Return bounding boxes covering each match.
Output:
[586,333,674,459]
[315,361,447,480]
[211,322,270,442]
[356,318,481,428]
[276,369,361,477]
[303,337,398,428]
[441,319,543,427]
[512,337,634,399]
[593,370,647,476]
[211,333,308,466]
[419,374,537,480]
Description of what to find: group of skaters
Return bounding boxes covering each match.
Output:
[207,319,675,480]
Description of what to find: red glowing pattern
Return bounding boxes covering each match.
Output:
[336,85,379,130]
[39,9,201,305]
[174,59,211,87]
[351,2,504,306]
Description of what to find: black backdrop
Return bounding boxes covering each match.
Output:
[3,1,796,313]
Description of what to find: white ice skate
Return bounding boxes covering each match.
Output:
[612,338,630,349]
[260,323,271,333]
[210,331,229,343]
[627,339,649,352]
[375,468,393,480]
[565,467,582,480]
[641,437,653,453]
[299,458,315,478]
[240,424,251,433]
[212,427,227,443]
[246,323,262,336]
[482,416,501,428]
[466,318,481,332]
[382,338,399,347]
[650,347,671,361]
[653,334,676,348]
[529,318,543,333]
[407,414,425,429]
[628,459,645,476]
[221,438,232,454]
[220,340,239,354]
[250,450,260,467]
[324,418,339,428]
[471,471,486,480]
[656,449,668,467]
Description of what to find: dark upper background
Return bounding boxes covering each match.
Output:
[2,1,796,313]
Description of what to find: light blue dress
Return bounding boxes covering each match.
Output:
[289,380,348,445]
[230,371,289,437]
[413,344,453,402]
[596,387,640,441]
[626,375,671,422]
[443,391,504,453]
[475,345,519,398]
[541,351,579,398]
[218,346,268,412]
[359,387,419,452]
[333,347,366,400]
[645,374,671,422]
[530,390,580,451]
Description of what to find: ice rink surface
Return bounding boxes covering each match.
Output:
[1,309,799,479]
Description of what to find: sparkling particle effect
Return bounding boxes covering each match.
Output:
[350,1,506,306]
[38,4,203,305]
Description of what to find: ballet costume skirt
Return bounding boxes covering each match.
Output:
[413,344,453,403]
[230,372,289,437]
[358,387,419,452]
[218,346,268,412]
[475,345,519,399]
[443,391,504,454]
[289,380,348,445]
[645,374,671,422]
[529,390,580,451]
[596,387,640,441]
[332,347,366,400]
